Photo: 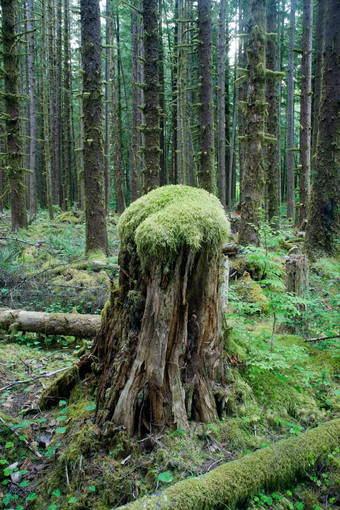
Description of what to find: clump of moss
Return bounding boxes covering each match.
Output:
[118,185,230,267]
[234,272,269,313]
[39,365,79,409]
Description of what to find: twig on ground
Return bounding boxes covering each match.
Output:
[0,367,69,392]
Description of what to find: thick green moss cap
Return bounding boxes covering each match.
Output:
[118,185,230,266]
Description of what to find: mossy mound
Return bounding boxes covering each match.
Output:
[118,185,231,266]
[234,272,269,313]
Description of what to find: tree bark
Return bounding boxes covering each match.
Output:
[305,0,340,259]
[92,186,229,436]
[266,0,280,223]
[217,0,226,208]
[54,0,62,207]
[131,9,141,202]
[141,0,160,193]
[0,309,101,338]
[238,0,267,246]
[298,0,313,226]
[197,0,215,194]
[26,0,37,216]
[81,0,109,256]
[286,0,296,220]
[1,0,28,231]
[62,0,74,208]
[311,0,326,159]
[112,8,126,214]
[41,0,54,220]
[104,0,112,216]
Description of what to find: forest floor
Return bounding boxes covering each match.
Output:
[0,210,339,510]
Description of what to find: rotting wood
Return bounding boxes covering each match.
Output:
[117,418,340,510]
[0,309,101,338]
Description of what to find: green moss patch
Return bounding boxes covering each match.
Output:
[118,185,230,266]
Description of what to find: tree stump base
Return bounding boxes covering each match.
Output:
[92,186,230,436]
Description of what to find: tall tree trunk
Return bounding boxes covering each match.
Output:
[238,0,267,246]
[305,0,340,259]
[141,0,160,193]
[48,0,56,205]
[54,0,62,207]
[27,0,37,216]
[286,0,296,220]
[197,0,215,194]
[92,186,229,436]
[224,13,230,204]
[266,0,280,222]
[41,0,54,220]
[298,0,313,226]
[217,0,226,208]
[80,0,109,256]
[1,0,28,231]
[62,0,73,208]
[228,61,237,209]
[159,0,166,187]
[131,9,141,201]
[112,9,126,214]
[170,0,178,184]
[237,0,248,210]
[311,0,326,159]
[104,0,111,215]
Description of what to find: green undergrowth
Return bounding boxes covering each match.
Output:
[21,323,338,510]
[0,210,119,313]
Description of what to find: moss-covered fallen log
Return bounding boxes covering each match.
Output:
[117,419,340,510]
[0,308,101,338]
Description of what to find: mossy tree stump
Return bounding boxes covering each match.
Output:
[93,186,230,436]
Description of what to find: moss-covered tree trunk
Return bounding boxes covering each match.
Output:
[26,0,37,216]
[217,0,226,208]
[92,186,230,436]
[286,0,296,220]
[266,0,280,223]
[141,0,160,193]
[1,0,27,231]
[197,0,215,194]
[305,0,340,258]
[238,0,267,246]
[112,8,126,214]
[80,0,109,256]
[298,0,313,227]
[311,0,326,158]
[41,0,54,221]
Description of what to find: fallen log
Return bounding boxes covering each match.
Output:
[0,309,101,338]
[117,418,340,510]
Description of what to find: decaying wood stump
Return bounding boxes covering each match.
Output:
[285,254,309,335]
[92,185,230,436]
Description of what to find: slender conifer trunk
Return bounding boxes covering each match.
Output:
[80,0,109,256]
[197,0,215,194]
[298,0,313,226]
[1,0,28,230]
[238,0,267,246]
[266,0,280,223]
[141,0,160,193]
[217,0,226,208]
[286,0,296,219]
